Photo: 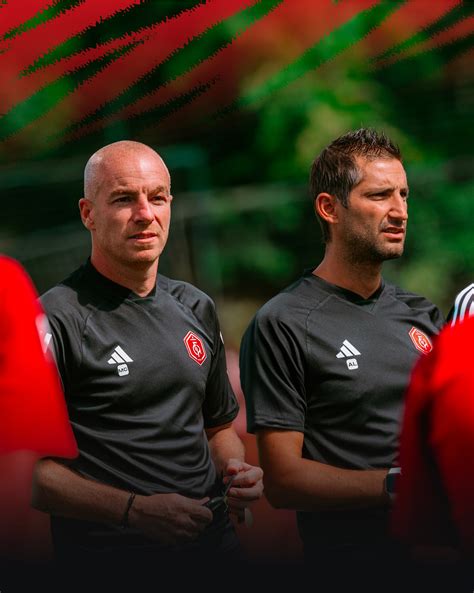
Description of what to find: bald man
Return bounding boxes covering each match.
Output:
[32,141,263,574]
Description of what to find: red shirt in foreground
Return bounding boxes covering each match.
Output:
[0,256,77,455]
[392,316,474,553]
[0,256,77,561]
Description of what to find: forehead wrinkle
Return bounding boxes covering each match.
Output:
[109,184,170,197]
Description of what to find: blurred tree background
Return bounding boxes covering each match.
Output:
[0,0,473,346]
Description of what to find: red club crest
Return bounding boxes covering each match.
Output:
[409,327,433,355]
[183,331,207,365]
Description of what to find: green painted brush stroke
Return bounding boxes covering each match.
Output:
[0,0,282,143]
[23,1,199,75]
[51,0,283,139]
[374,1,474,63]
[225,1,403,112]
[0,40,143,140]
[3,0,81,41]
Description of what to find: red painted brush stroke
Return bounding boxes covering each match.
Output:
[0,0,56,38]
[111,0,460,140]
[1,0,257,145]
[1,0,472,151]
[65,0,466,145]
[0,0,142,114]
[61,0,379,143]
[374,13,474,69]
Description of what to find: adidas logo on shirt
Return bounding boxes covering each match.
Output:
[336,339,361,370]
[108,345,133,376]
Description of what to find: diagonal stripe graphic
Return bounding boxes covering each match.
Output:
[223,1,399,113]
[0,0,261,145]
[115,346,133,363]
[0,1,473,153]
[52,0,277,146]
[340,345,353,358]
[111,351,124,364]
[343,340,361,356]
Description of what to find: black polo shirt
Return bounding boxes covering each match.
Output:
[42,260,238,550]
[240,270,444,549]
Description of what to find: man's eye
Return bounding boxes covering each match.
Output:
[114,196,131,203]
[152,195,167,203]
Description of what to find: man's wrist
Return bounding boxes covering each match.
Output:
[119,492,136,529]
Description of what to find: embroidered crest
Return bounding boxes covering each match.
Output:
[183,331,207,365]
[409,327,433,355]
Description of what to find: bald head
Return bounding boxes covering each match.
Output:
[78,139,173,281]
[84,140,171,201]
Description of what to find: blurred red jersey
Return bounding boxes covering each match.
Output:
[392,316,474,553]
[0,256,77,455]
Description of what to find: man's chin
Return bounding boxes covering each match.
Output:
[124,250,161,266]
[381,246,404,261]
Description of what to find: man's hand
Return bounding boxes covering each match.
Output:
[128,492,213,545]
[223,458,264,523]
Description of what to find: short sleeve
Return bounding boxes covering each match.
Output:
[0,257,77,457]
[202,302,239,428]
[239,309,307,433]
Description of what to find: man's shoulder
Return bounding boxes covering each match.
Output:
[251,273,329,325]
[386,282,444,325]
[159,274,213,305]
[157,274,217,325]
[388,282,437,308]
[41,264,90,317]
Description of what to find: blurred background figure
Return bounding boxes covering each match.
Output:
[0,256,77,569]
[392,316,474,587]
[447,283,474,325]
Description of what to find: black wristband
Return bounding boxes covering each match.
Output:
[383,467,401,502]
[120,492,136,530]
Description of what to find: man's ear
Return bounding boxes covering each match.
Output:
[315,192,339,225]
[79,198,95,230]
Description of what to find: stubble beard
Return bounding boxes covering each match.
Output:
[345,229,405,266]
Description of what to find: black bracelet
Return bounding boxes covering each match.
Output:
[120,492,136,530]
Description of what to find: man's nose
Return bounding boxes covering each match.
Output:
[389,194,408,222]
[132,196,154,223]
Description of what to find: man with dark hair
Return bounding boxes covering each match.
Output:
[240,128,444,572]
[31,140,263,576]
[310,128,402,244]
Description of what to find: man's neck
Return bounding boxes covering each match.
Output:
[90,254,158,297]
[314,248,383,300]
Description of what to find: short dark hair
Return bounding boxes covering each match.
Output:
[309,128,402,243]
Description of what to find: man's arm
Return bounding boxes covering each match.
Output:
[206,422,245,472]
[258,429,390,512]
[205,422,263,521]
[32,458,213,545]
